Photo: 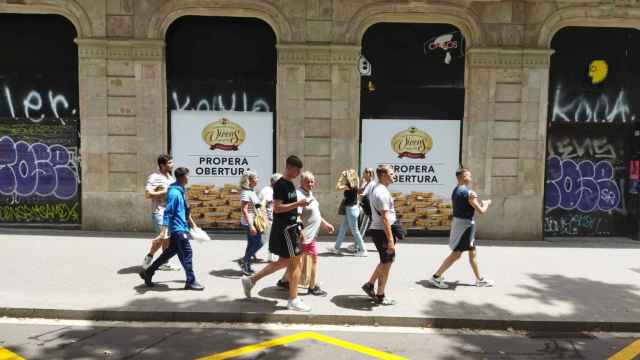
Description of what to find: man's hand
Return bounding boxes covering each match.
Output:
[297,198,310,207]
[159,225,169,239]
[249,226,257,236]
[324,223,335,234]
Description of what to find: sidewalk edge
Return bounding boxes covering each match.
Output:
[2,307,639,332]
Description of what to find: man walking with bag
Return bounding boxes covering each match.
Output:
[140,167,204,291]
[427,168,494,289]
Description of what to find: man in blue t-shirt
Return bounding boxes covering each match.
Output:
[427,168,494,289]
[139,167,204,291]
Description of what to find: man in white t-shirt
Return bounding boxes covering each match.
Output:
[141,154,180,271]
[361,164,397,306]
[258,173,282,262]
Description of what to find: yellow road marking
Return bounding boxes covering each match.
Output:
[609,339,640,360]
[197,331,407,360]
[0,347,25,360]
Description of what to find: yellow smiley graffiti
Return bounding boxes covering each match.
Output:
[589,60,608,84]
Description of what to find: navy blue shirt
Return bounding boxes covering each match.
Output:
[452,185,475,220]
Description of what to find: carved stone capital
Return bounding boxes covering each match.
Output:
[76,39,165,60]
[468,48,554,69]
[278,44,361,65]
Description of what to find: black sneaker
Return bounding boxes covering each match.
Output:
[376,294,396,306]
[184,281,205,291]
[138,270,154,287]
[277,279,290,290]
[242,263,254,276]
[361,282,376,299]
[308,286,328,297]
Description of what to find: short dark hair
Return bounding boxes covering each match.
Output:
[174,167,189,179]
[456,168,471,179]
[376,164,393,179]
[286,155,303,169]
[157,154,172,168]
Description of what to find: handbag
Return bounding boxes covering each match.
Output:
[252,199,268,233]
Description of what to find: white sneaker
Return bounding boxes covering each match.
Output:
[287,297,311,312]
[326,246,341,255]
[159,262,181,271]
[347,244,358,252]
[354,250,368,257]
[267,253,278,262]
[427,275,449,289]
[141,255,153,270]
[476,278,494,287]
[241,276,254,298]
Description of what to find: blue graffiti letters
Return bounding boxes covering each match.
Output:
[0,136,78,199]
[545,156,621,212]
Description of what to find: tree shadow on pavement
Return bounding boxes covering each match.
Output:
[117,265,141,275]
[209,268,244,279]
[5,295,298,360]
[258,286,290,301]
[423,273,640,360]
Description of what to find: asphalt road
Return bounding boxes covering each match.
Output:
[0,318,637,360]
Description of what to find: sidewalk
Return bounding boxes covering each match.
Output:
[1,232,640,331]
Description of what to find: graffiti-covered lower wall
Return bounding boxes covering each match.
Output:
[0,14,80,226]
[544,27,639,237]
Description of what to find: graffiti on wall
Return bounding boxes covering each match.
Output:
[551,87,632,124]
[170,91,270,112]
[0,82,77,124]
[545,132,628,236]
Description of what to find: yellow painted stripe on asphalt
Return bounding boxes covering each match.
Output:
[197,331,407,360]
[0,347,25,360]
[609,339,640,360]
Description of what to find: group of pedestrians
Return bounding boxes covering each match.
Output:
[137,153,495,312]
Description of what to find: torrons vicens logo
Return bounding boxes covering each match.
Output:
[391,126,433,159]
[201,118,246,151]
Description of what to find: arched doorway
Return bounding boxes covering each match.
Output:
[166,16,277,230]
[543,27,640,238]
[0,14,80,227]
[359,22,465,235]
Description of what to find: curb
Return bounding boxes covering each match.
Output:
[2,307,640,332]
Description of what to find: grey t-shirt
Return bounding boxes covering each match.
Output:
[145,172,174,215]
[369,184,397,230]
[297,188,321,244]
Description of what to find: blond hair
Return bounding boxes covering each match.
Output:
[301,171,315,182]
[337,169,359,189]
[376,164,393,179]
[363,167,375,179]
[239,170,258,190]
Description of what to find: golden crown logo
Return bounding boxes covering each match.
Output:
[201,118,246,151]
[391,126,433,159]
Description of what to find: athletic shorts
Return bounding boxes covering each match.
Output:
[454,226,476,252]
[302,238,318,259]
[269,222,302,258]
[151,212,163,233]
[370,229,396,264]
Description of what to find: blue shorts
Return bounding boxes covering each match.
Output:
[151,212,163,233]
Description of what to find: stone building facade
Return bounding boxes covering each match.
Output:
[1,0,639,240]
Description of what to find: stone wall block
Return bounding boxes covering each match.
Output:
[109,153,137,172]
[107,77,136,96]
[304,137,331,156]
[495,102,521,121]
[305,118,331,137]
[491,140,520,158]
[304,156,331,173]
[331,100,349,120]
[496,83,522,102]
[107,60,134,77]
[306,64,331,81]
[305,99,332,119]
[108,97,136,116]
[108,135,139,153]
[306,20,333,42]
[491,176,520,196]
[109,172,137,192]
[108,116,137,136]
[106,15,133,38]
[496,69,522,83]
[492,158,519,177]
[305,81,331,99]
[493,121,520,140]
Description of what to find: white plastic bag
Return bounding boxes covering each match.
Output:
[189,227,211,243]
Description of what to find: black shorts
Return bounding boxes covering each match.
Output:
[269,222,302,258]
[370,229,396,264]
[454,226,476,252]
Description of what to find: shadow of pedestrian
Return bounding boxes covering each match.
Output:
[415,280,459,291]
[210,268,243,279]
[258,286,290,300]
[117,265,141,275]
[330,294,378,311]
[133,282,174,294]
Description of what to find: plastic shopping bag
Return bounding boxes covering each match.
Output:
[189,227,212,243]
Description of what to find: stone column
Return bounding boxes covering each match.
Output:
[277,44,360,224]
[76,39,164,231]
[464,48,553,240]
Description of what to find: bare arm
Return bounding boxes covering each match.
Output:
[320,217,335,234]
[273,198,307,214]
[468,191,491,214]
[145,188,167,199]
[241,201,256,234]
[336,184,349,191]
[381,209,394,251]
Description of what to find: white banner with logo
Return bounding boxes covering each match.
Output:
[171,110,273,229]
[361,119,460,231]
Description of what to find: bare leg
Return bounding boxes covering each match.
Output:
[376,263,393,295]
[434,251,462,277]
[287,255,303,300]
[308,258,318,289]
[250,258,289,284]
[368,263,383,284]
[468,249,482,280]
[147,236,164,256]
